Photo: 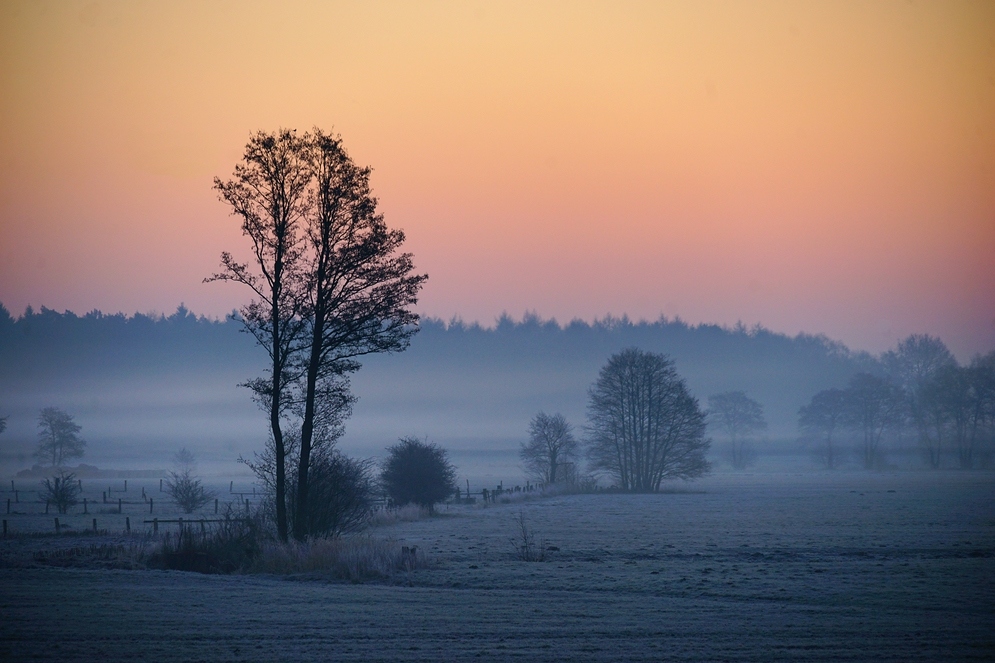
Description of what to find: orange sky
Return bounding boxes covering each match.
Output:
[1,0,993,358]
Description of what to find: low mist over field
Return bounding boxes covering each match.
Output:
[0,303,883,477]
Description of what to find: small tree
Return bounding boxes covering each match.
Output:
[799,388,847,469]
[165,469,214,514]
[380,437,457,512]
[37,407,86,468]
[42,472,81,514]
[520,412,579,485]
[708,391,767,469]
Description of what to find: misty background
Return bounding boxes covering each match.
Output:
[0,302,885,484]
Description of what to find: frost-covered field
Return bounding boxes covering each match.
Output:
[2,471,993,662]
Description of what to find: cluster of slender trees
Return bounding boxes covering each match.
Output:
[799,335,995,470]
[521,348,712,492]
[211,128,426,541]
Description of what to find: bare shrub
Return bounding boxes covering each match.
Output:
[512,510,546,562]
[164,469,215,514]
[251,536,425,580]
[41,472,81,514]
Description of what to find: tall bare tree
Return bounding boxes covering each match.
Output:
[293,129,426,541]
[520,412,579,485]
[211,128,426,541]
[36,407,86,468]
[799,388,847,469]
[587,348,710,491]
[209,129,311,541]
[708,391,766,469]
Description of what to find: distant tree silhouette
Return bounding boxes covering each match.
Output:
[708,391,767,469]
[843,373,903,470]
[36,407,86,467]
[587,349,710,490]
[165,448,215,514]
[883,334,956,468]
[799,389,847,469]
[520,412,579,485]
[380,437,456,512]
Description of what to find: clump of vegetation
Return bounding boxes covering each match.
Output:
[41,472,81,514]
[287,450,374,538]
[512,510,546,562]
[148,508,263,574]
[380,436,457,513]
[250,536,425,580]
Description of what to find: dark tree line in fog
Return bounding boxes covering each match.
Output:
[799,335,995,470]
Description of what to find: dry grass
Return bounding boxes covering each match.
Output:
[250,536,425,581]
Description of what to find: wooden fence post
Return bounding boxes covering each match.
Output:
[153,518,158,534]
[5,499,8,515]
[45,500,49,514]
[83,498,88,514]
[230,481,233,493]
[126,517,131,533]
[102,491,106,504]
[160,478,163,492]
[245,498,249,513]
[150,498,153,514]
[215,499,218,514]
[118,497,122,513]
[124,480,127,492]
[54,517,60,534]
[92,518,97,532]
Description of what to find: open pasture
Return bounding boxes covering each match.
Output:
[2,471,993,661]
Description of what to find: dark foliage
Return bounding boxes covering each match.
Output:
[380,437,457,511]
[287,450,374,538]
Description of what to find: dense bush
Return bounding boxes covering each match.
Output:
[380,437,457,512]
[287,451,374,538]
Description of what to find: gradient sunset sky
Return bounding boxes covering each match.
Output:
[1,0,992,358]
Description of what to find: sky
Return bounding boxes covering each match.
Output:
[0,0,993,360]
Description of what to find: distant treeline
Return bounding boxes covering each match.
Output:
[2,303,991,470]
